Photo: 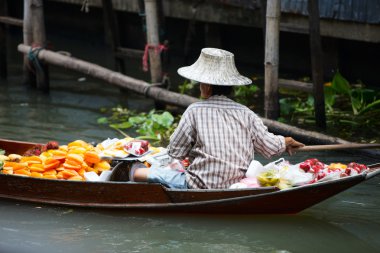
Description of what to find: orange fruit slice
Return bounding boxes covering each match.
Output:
[31,172,43,178]
[43,174,57,179]
[94,161,111,171]
[29,165,45,173]
[14,169,31,177]
[21,156,42,165]
[68,175,83,181]
[66,154,84,165]
[84,151,101,164]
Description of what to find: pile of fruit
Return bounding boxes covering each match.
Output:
[243,158,369,190]
[0,140,111,181]
[299,158,368,183]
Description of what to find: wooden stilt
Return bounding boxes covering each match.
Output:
[31,0,49,91]
[23,0,36,87]
[0,0,7,79]
[144,0,162,84]
[102,0,125,73]
[308,0,326,129]
[264,0,281,119]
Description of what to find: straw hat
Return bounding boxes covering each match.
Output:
[177,48,252,86]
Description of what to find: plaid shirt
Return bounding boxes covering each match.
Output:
[167,95,285,189]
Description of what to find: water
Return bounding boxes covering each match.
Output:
[1,35,380,253]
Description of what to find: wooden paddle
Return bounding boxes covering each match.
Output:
[296,143,380,152]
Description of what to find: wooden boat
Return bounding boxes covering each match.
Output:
[0,138,379,214]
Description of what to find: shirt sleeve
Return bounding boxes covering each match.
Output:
[251,113,286,159]
[167,109,196,160]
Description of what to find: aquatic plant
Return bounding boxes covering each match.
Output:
[98,107,179,145]
[178,80,260,108]
[279,72,380,142]
[233,84,259,107]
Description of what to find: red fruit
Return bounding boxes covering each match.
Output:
[308,178,318,184]
[345,168,352,176]
[312,165,323,174]
[352,166,361,173]
[358,164,367,172]
[317,172,326,180]
[348,162,358,168]
[135,148,145,156]
[46,141,59,150]
[340,172,348,178]
[315,161,325,167]
[306,158,319,165]
[140,140,149,148]
[181,158,190,167]
[299,162,311,172]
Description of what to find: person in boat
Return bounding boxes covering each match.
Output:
[131,48,304,189]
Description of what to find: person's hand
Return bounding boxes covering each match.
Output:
[285,137,304,155]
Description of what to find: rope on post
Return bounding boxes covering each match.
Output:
[27,44,44,74]
[142,43,168,72]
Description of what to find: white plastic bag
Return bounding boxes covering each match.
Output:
[246,160,264,178]
[280,164,313,186]
[84,171,100,181]
[318,170,341,182]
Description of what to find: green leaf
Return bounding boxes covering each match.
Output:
[152,112,174,128]
[0,149,5,155]
[110,121,133,129]
[332,71,351,95]
[97,117,109,124]
[324,86,336,110]
[279,98,295,115]
[128,116,146,125]
[359,99,380,115]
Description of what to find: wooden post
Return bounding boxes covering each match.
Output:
[23,0,36,86]
[308,0,326,129]
[0,0,7,79]
[144,0,162,84]
[101,0,125,73]
[264,0,281,119]
[31,0,49,91]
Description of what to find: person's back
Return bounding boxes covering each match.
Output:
[168,95,285,189]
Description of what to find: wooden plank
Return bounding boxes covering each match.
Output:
[0,16,23,27]
[278,78,313,93]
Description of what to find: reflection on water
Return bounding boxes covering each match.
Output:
[0,66,155,144]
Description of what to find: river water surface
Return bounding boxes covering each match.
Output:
[1,37,380,253]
